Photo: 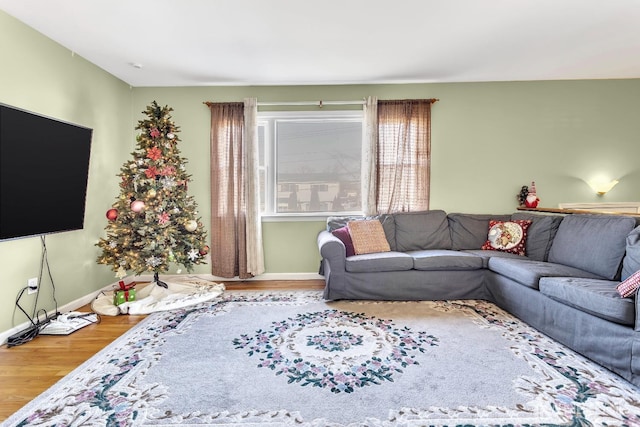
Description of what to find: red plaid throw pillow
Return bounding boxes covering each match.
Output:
[617,270,640,298]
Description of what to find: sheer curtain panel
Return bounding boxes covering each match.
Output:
[243,98,265,276]
[376,99,434,213]
[362,96,378,216]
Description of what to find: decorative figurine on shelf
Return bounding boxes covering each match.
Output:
[525,181,539,208]
[517,185,529,207]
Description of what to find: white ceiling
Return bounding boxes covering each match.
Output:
[1,0,640,87]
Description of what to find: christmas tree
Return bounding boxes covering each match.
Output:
[97,101,208,285]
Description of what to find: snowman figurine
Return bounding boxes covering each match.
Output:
[525,181,539,208]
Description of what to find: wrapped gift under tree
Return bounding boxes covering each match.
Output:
[113,280,136,306]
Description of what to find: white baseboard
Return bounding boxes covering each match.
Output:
[1,273,324,345]
[168,272,324,282]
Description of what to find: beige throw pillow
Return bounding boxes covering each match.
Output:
[347,220,391,255]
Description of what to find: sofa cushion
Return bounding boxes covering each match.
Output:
[327,215,363,231]
[331,226,355,257]
[463,249,528,268]
[481,219,531,256]
[448,213,512,250]
[394,210,452,251]
[617,269,640,298]
[622,226,640,280]
[409,250,483,271]
[511,212,563,261]
[348,220,391,255]
[488,257,604,289]
[345,251,414,273]
[548,214,636,280]
[539,277,635,326]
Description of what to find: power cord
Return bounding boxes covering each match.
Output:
[7,287,44,347]
[7,236,88,347]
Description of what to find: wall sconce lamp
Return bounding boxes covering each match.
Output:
[588,179,619,196]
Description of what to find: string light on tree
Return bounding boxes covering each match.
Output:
[96,101,208,286]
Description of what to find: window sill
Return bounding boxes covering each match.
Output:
[261,212,363,223]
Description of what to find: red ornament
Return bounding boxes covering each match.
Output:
[106,208,118,221]
[200,245,210,255]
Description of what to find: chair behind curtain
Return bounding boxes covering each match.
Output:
[376,99,433,213]
[208,100,264,279]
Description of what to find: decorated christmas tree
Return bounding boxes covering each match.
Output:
[97,101,208,285]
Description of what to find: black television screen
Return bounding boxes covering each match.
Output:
[0,104,92,241]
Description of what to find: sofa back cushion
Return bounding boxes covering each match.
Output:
[622,225,640,280]
[394,210,452,251]
[448,213,511,250]
[548,214,637,280]
[327,215,363,231]
[511,212,563,261]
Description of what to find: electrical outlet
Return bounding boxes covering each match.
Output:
[27,277,38,295]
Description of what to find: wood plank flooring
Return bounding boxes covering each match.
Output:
[0,280,324,421]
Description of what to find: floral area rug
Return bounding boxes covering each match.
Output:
[3,290,640,427]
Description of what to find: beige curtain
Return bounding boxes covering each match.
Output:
[243,98,265,276]
[376,99,434,213]
[362,96,378,216]
[208,101,258,278]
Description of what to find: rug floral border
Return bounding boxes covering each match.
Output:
[5,291,640,427]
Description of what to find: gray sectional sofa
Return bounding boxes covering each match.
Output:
[317,210,640,387]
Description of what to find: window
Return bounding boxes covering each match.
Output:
[258,111,363,215]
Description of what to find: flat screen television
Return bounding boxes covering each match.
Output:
[0,103,92,241]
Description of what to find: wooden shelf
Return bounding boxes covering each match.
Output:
[517,206,640,218]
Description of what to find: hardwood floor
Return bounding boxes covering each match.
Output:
[0,280,324,421]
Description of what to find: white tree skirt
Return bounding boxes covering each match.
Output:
[92,278,225,316]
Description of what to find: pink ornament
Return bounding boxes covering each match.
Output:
[130,200,145,212]
[106,208,118,221]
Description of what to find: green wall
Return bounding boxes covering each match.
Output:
[2,10,640,336]
[133,81,640,276]
[0,11,132,334]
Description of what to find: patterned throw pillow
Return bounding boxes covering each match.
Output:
[617,270,640,298]
[481,220,532,256]
[332,226,355,257]
[348,220,391,255]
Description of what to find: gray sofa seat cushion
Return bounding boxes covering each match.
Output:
[448,213,512,250]
[488,257,603,289]
[510,212,563,261]
[409,250,484,271]
[394,210,452,251]
[346,251,413,273]
[463,249,528,268]
[539,277,635,326]
[623,226,640,280]
[548,214,636,280]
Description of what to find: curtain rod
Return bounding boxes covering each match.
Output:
[203,98,438,108]
[258,100,364,107]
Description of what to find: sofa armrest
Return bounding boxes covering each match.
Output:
[318,230,346,274]
[636,289,640,332]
